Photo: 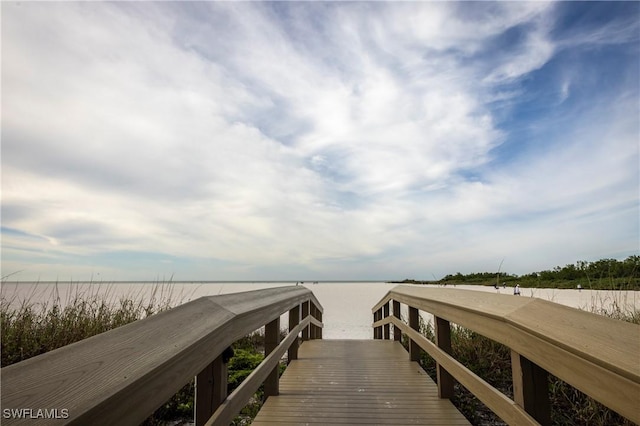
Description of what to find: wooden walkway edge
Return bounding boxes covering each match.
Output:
[252,340,470,425]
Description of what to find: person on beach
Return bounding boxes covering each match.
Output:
[514,284,521,296]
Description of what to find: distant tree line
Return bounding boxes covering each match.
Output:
[440,256,639,283]
[441,271,511,283]
[522,256,639,281]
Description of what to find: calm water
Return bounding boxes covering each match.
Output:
[1,281,637,339]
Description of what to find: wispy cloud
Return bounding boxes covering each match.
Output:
[2,2,638,280]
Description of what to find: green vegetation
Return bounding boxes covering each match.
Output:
[407,304,638,426]
[397,256,640,290]
[0,284,275,425]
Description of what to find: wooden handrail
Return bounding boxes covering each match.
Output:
[205,316,313,426]
[1,286,323,425]
[376,315,538,425]
[372,285,640,425]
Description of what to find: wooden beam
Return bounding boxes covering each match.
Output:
[309,304,315,339]
[195,352,227,426]
[302,301,310,341]
[393,300,401,342]
[311,304,320,339]
[373,309,381,339]
[264,318,281,397]
[408,306,420,362]
[288,305,300,363]
[435,316,454,399]
[511,350,551,426]
[383,303,390,340]
[316,308,323,339]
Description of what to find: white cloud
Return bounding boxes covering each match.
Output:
[485,31,555,83]
[2,2,637,280]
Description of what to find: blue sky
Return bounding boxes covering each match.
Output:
[2,1,638,281]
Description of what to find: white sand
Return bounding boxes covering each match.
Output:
[1,281,637,339]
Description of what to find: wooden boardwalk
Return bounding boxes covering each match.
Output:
[252,340,470,425]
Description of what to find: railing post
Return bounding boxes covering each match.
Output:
[511,350,551,426]
[302,301,310,341]
[373,309,377,339]
[373,308,382,339]
[435,317,454,399]
[264,317,280,397]
[408,306,421,361]
[393,300,401,342]
[310,304,318,339]
[383,302,390,340]
[288,304,300,364]
[195,351,228,426]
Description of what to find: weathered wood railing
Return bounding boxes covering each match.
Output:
[372,285,640,426]
[1,286,323,425]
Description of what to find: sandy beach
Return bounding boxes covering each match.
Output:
[2,281,637,340]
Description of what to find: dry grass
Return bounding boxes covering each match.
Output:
[0,281,187,366]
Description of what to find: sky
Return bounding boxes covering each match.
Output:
[1,1,639,282]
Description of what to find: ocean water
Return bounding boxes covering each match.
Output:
[1,281,637,339]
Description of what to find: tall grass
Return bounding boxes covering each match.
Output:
[1,282,183,366]
[409,303,638,426]
[584,290,639,323]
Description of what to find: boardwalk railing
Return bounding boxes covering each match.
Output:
[372,285,640,426]
[1,286,323,426]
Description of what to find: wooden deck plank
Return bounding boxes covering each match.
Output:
[252,340,470,425]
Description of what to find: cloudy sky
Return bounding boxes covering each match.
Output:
[2,1,638,282]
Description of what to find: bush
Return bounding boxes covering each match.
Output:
[228,349,265,391]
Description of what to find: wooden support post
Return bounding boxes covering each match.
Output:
[288,304,300,364]
[264,318,280,397]
[317,308,323,339]
[195,352,227,426]
[309,304,315,340]
[373,309,382,339]
[310,304,318,339]
[435,316,454,399]
[393,300,402,342]
[511,350,551,426]
[383,302,390,340]
[408,306,421,362]
[372,310,377,339]
[302,301,310,341]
